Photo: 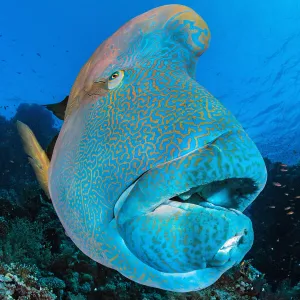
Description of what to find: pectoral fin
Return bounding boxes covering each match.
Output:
[46,134,59,160]
[16,121,50,198]
[44,95,69,120]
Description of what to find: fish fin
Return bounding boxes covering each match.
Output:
[16,121,50,198]
[44,95,69,120]
[46,133,59,160]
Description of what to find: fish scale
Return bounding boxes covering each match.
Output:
[17,4,267,293]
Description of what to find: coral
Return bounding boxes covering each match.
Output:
[0,218,56,269]
[211,261,266,298]
[91,271,170,300]
[0,216,8,237]
[0,189,25,219]
[65,292,87,300]
[39,277,66,290]
[0,265,56,300]
[79,282,91,294]
[12,263,40,287]
[1,104,300,299]
[64,271,92,295]
[259,279,300,299]
[80,273,93,284]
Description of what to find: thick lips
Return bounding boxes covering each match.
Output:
[115,130,267,273]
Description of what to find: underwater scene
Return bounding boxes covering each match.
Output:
[0,0,300,299]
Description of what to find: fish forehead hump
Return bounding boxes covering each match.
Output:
[49,3,240,220]
[46,4,266,293]
[65,4,211,119]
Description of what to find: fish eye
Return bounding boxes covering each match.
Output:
[109,71,120,80]
[107,70,124,89]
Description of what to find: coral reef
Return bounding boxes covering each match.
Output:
[0,104,299,299]
[0,263,56,299]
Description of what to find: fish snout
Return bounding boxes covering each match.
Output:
[114,130,266,274]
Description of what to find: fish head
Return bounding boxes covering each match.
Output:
[49,4,267,292]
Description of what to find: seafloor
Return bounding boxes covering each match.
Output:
[0,104,299,300]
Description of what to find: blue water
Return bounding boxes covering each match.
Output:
[1,0,300,164]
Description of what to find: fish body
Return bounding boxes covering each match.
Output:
[17,4,267,292]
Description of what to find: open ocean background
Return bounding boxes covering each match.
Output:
[1,1,300,299]
[1,0,300,164]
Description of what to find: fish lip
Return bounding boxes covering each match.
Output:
[113,130,266,273]
[113,131,230,217]
[115,130,266,218]
[167,176,260,213]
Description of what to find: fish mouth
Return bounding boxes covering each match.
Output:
[114,130,267,274]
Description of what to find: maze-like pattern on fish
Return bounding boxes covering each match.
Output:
[48,4,267,292]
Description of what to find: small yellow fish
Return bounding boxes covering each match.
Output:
[287,211,294,215]
[295,196,300,199]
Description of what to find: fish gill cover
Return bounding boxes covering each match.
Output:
[0,1,300,300]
